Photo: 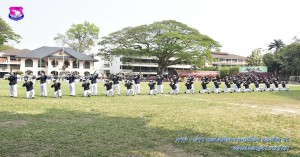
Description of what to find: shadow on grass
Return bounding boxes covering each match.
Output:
[0,109,297,157]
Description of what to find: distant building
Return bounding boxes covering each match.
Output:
[17,46,98,76]
[105,56,191,77]
[211,52,247,67]
[0,49,30,78]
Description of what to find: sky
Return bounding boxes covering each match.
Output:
[1,0,300,57]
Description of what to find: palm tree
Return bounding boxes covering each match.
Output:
[268,39,285,53]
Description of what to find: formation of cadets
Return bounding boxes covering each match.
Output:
[7,72,289,99]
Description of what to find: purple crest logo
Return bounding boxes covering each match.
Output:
[9,7,24,21]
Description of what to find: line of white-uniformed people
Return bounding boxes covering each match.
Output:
[7,72,289,99]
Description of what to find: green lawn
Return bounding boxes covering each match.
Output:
[0,79,299,157]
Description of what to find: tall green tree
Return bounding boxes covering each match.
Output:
[0,18,21,45]
[262,52,278,73]
[0,45,14,51]
[54,21,100,53]
[268,39,285,53]
[247,48,264,66]
[277,42,300,76]
[98,20,220,75]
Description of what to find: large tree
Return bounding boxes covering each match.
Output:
[268,39,285,53]
[247,48,264,66]
[0,18,21,45]
[54,21,100,53]
[98,20,220,75]
[277,42,300,76]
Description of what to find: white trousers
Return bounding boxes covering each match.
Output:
[106,89,114,96]
[200,88,210,94]
[169,89,175,94]
[127,89,135,96]
[185,89,190,94]
[242,88,250,92]
[279,87,288,91]
[69,83,75,96]
[235,88,241,93]
[175,84,179,94]
[224,86,233,93]
[10,85,17,97]
[84,90,91,97]
[26,90,35,99]
[150,89,157,95]
[113,84,120,95]
[91,83,97,95]
[134,84,140,94]
[157,85,163,94]
[190,84,195,93]
[40,83,47,96]
[54,90,62,98]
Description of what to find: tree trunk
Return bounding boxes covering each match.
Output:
[157,65,166,76]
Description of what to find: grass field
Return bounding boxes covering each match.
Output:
[0,79,299,157]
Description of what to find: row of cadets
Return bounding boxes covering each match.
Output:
[22,77,35,99]
[112,73,121,96]
[8,72,18,97]
[51,79,62,98]
[133,73,141,95]
[36,72,48,97]
[66,72,76,96]
[90,72,99,96]
[156,75,164,94]
[148,80,157,95]
[124,80,134,96]
[199,76,210,94]
[104,79,114,97]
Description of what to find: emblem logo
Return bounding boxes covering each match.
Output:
[9,7,24,21]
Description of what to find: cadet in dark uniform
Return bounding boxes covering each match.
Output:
[51,79,62,98]
[36,72,48,97]
[172,75,180,94]
[133,73,141,95]
[67,72,76,96]
[224,76,233,93]
[156,75,164,94]
[125,80,134,96]
[185,80,192,94]
[23,78,35,99]
[148,80,157,95]
[82,79,91,97]
[169,80,177,95]
[200,76,210,94]
[8,72,18,97]
[280,81,288,91]
[90,73,98,96]
[104,79,114,96]
[112,74,121,96]
[242,80,251,93]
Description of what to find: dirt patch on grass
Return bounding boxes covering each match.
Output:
[0,120,30,128]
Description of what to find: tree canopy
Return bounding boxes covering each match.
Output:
[98,20,220,75]
[247,48,264,66]
[0,18,21,45]
[54,21,100,53]
[268,39,285,53]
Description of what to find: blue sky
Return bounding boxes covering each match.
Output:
[1,0,300,56]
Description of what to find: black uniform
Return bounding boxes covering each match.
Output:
[156,76,164,85]
[185,81,192,90]
[133,75,140,84]
[23,81,33,91]
[169,82,176,90]
[67,75,76,83]
[125,81,133,89]
[90,74,98,84]
[104,81,113,90]
[37,75,47,84]
[148,82,156,90]
[8,75,17,85]
[112,76,120,85]
[82,82,90,91]
[51,82,61,91]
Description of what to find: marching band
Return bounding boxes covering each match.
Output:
[7,72,290,99]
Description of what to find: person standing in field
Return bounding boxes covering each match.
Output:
[22,78,35,99]
[66,72,76,96]
[36,72,48,97]
[156,75,164,94]
[133,73,141,95]
[90,73,99,96]
[8,72,18,98]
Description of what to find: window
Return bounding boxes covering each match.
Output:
[232,59,237,63]
[73,61,78,68]
[38,59,46,68]
[226,59,231,62]
[104,64,110,68]
[25,59,33,67]
[52,60,58,67]
[83,61,90,69]
[84,71,90,76]
[219,58,225,62]
[64,60,70,68]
